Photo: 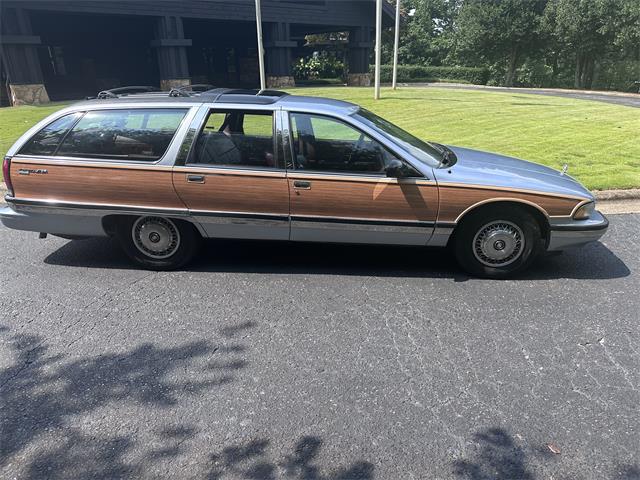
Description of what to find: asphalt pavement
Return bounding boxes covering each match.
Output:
[415,83,640,108]
[1,215,638,479]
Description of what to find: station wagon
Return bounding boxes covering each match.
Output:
[1,87,608,278]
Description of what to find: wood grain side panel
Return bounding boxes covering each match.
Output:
[173,171,290,214]
[289,177,439,222]
[10,161,185,209]
[437,185,581,222]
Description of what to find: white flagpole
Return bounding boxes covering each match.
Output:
[392,0,400,90]
[255,0,266,91]
[374,0,382,99]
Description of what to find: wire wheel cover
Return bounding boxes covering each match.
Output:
[473,220,525,267]
[132,217,181,259]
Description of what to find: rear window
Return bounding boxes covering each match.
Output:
[19,113,83,156]
[56,109,187,161]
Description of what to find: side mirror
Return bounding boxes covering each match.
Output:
[385,159,404,178]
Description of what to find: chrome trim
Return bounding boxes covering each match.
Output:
[287,172,434,184]
[174,165,286,177]
[453,196,553,223]
[7,197,189,217]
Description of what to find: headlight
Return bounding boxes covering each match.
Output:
[573,201,595,220]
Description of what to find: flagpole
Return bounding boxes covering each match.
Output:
[392,0,401,90]
[255,0,266,91]
[374,0,382,99]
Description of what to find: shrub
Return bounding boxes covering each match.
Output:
[293,53,345,81]
[370,65,490,85]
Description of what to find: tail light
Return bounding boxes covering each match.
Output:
[3,156,14,197]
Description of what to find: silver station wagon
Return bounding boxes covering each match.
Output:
[1,87,608,278]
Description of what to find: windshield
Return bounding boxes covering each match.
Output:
[353,108,452,168]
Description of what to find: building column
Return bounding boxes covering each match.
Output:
[264,22,296,88]
[347,26,373,86]
[0,7,50,105]
[151,16,192,91]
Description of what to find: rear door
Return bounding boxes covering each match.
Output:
[172,106,290,240]
[285,112,438,245]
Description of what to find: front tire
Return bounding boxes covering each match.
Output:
[115,216,201,270]
[453,206,544,278]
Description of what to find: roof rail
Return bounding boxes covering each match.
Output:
[90,85,289,103]
[95,86,160,99]
[168,84,216,97]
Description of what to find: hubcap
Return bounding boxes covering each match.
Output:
[473,220,525,267]
[132,217,181,259]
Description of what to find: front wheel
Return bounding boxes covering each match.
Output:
[453,206,544,278]
[115,216,201,270]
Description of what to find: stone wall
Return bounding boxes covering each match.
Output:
[160,78,191,91]
[9,84,50,105]
[266,76,295,88]
[347,73,371,87]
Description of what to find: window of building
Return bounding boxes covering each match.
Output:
[19,113,83,157]
[289,112,420,176]
[56,109,187,161]
[191,110,277,169]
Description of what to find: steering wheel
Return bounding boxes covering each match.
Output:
[347,133,367,165]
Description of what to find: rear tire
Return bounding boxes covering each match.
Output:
[115,216,201,270]
[453,206,544,279]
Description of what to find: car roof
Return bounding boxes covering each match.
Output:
[72,92,359,115]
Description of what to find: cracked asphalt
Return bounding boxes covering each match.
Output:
[1,215,638,479]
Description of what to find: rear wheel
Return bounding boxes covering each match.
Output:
[453,206,544,278]
[115,216,200,270]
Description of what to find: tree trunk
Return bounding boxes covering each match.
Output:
[583,57,595,89]
[504,46,519,87]
[574,53,583,89]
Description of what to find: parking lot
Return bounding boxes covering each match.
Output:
[1,214,638,479]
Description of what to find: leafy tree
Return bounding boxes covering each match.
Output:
[543,0,618,89]
[452,0,547,86]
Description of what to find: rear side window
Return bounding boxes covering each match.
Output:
[191,110,277,169]
[57,109,187,161]
[19,113,83,156]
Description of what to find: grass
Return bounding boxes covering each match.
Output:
[1,88,638,190]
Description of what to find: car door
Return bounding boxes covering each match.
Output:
[172,106,290,240]
[285,111,438,245]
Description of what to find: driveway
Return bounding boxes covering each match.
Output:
[1,215,638,479]
[416,83,640,108]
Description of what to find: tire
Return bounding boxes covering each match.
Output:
[115,216,201,270]
[453,205,544,279]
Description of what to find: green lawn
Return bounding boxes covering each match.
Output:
[1,88,638,190]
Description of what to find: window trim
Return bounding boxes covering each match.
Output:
[14,107,193,166]
[286,111,424,179]
[185,107,283,171]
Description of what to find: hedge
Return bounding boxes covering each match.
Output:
[369,65,490,85]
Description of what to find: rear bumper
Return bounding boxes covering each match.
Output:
[0,203,107,237]
[547,210,609,251]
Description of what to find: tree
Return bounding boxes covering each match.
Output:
[543,0,618,89]
[450,0,547,86]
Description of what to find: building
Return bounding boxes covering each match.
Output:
[0,0,393,106]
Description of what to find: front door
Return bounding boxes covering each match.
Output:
[173,107,289,240]
[286,112,438,245]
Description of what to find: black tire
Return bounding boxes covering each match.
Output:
[115,216,201,271]
[453,205,544,279]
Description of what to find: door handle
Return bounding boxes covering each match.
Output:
[187,174,205,184]
[293,180,311,190]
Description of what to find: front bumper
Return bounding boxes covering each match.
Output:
[547,210,609,251]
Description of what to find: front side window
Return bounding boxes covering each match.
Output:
[289,112,420,176]
[191,110,276,169]
[57,109,187,161]
[19,113,83,156]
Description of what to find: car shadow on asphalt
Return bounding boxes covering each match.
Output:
[44,237,630,281]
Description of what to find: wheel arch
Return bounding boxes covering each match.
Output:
[450,198,551,246]
[101,214,205,238]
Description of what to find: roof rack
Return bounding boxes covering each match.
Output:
[94,86,160,99]
[90,85,290,104]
